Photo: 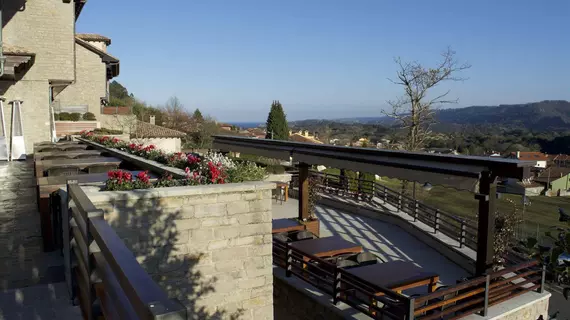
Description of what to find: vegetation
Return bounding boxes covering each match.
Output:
[226,161,267,183]
[265,100,289,140]
[82,112,96,121]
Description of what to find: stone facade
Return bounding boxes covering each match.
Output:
[57,42,108,121]
[84,182,275,320]
[1,0,75,153]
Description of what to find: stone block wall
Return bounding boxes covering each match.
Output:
[84,182,275,320]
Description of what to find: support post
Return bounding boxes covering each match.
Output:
[413,200,418,221]
[539,264,546,293]
[397,193,402,212]
[383,186,388,203]
[434,209,440,234]
[481,274,490,316]
[298,162,310,220]
[356,171,362,200]
[476,171,497,275]
[460,221,466,248]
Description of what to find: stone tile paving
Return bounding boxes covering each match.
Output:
[272,198,469,289]
[0,161,78,319]
[0,161,63,290]
[0,282,80,320]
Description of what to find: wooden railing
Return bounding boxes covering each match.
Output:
[273,237,545,319]
[64,180,187,320]
[310,171,479,251]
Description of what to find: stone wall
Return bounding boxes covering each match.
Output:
[1,0,75,153]
[84,182,275,320]
[58,43,108,121]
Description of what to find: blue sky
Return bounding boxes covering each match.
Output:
[77,1,570,122]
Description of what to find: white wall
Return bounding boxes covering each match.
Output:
[536,160,547,168]
[130,138,181,153]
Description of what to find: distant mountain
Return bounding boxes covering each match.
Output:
[435,100,570,130]
[291,100,570,131]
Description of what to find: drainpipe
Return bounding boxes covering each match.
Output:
[0,0,5,78]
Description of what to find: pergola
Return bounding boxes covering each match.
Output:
[213,135,536,275]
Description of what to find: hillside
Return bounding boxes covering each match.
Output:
[291,100,570,132]
[435,100,570,130]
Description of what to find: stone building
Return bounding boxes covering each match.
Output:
[0,0,119,153]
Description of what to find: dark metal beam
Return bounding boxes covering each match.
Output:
[476,171,497,275]
[298,162,309,220]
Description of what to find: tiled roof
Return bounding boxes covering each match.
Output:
[512,152,549,161]
[76,33,111,45]
[549,154,570,162]
[134,121,186,138]
[535,167,570,183]
[3,44,34,56]
[75,37,119,62]
[289,133,323,144]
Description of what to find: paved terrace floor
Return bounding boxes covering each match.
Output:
[272,198,470,290]
[0,161,80,319]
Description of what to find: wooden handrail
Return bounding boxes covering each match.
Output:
[65,181,187,320]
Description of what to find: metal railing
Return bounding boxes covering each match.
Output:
[273,237,545,319]
[64,180,187,320]
[310,171,479,251]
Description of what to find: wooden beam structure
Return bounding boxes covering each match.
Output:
[298,162,310,220]
[476,172,497,275]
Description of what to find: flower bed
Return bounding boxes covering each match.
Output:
[79,130,266,190]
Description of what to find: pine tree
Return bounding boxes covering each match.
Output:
[265,100,289,140]
[193,108,204,122]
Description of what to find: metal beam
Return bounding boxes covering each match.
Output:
[298,162,309,220]
[476,171,497,275]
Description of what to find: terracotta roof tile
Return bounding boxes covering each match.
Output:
[535,167,570,182]
[76,33,111,45]
[512,152,549,161]
[134,121,186,138]
[289,133,323,144]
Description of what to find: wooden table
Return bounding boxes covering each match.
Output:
[272,218,304,234]
[35,144,88,152]
[346,261,440,293]
[33,150,102,160]
[289,235,363,258]
[35,157,122,177]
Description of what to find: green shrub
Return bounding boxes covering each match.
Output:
[69,113,81,121]
[53,113,60,121]
[58,112,71,121]
[83,112,96,121]
[93,128,123,134]
[227,161,267,183]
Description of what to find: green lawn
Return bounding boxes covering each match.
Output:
[321,168,570,240]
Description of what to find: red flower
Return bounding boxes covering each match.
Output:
[111,137,120,144]
[136,171,149,183]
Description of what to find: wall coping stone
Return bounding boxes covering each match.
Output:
[83,181,276,204]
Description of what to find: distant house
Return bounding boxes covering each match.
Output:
[548,154,570,168]
[426,148,459,155]
[131,117,186,153]
[534,167,570,195]
[508,151,548,168]
[218,123,233,131]
[289,130,323,144]
[246,128,266,139]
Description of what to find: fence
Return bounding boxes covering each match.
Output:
[273,237,545,319]
[63,180,187,319]
[311,171,479,251]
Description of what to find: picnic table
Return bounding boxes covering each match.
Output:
[272,218,304,234]
[346,260,440,293]
[35,157,122,177]
[35,144,88,152]
[289,235,363,258]
[33,150,102,160]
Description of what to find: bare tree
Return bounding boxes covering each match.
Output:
[162,96,192,132]
[384,47,471,152]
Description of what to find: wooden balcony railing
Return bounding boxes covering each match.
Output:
[309,171,479,251]
[273,237,545,319]
[64,180,187,320]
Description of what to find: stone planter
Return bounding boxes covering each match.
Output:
[302,219,320,237]
[82,181,276,319]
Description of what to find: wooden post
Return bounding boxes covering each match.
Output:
[434,209,440,233]
[476,171,496,275]
[298,162,310,220]
[356,171,362,200]
[413,200,419,221]
[460,221,466,248]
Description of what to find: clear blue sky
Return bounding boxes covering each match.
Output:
[77,0,570,122]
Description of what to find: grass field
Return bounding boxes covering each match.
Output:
[321,168,570,240]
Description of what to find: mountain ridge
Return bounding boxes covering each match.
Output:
[290,100,570,131]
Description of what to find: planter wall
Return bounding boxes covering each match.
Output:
[83,181,275,319]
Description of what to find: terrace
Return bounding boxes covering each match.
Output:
[0,134,551,319]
